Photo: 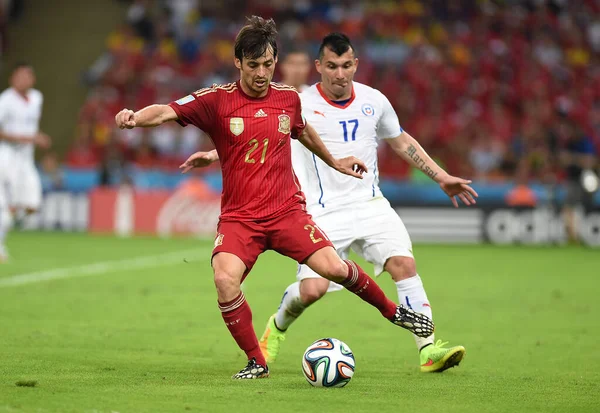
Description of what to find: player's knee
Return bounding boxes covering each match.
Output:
[213,270,240,298]
[321,259,348,282]
[385,256,416,282]
[300,279,328,305]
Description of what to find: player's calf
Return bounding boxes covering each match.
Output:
[299,278,329,305]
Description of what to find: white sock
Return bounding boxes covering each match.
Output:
[395,274,435,351]
[274,282,306,331]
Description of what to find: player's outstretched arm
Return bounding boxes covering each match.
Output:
[179,150,219,174]
[115,104,178,129]
[299,123,368,179]
[0,132,51,148]
[386,131,478,207]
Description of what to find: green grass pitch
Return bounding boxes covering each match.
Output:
[0,232,599,412]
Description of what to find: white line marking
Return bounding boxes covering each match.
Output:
[0,248,210,288]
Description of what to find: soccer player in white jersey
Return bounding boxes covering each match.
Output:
[0,63,51,262]
[279,49,311,92]
[258,33,478,372]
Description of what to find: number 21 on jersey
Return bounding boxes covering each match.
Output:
[339,119,359,141]
[245,138,269,164]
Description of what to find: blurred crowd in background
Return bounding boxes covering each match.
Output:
[21,0,600,195]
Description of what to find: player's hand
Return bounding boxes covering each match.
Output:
[179,151,219,173]
[334,156,368,179]
[438,175,479,207]
[115,109,136,129]
[33,133,51,149]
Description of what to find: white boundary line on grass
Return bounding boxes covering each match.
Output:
[0,248,211,288]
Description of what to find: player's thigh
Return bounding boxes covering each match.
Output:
[0,159,17,209]
[0,171,8,211]
[296,220,352,293]
[212,219,268,279]
[296,249,348,293]
[269,207,335,265]
[353,199,414,276]
[14,164,42,211]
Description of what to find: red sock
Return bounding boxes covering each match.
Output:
[218,293,266,366]
[341,260,397,320]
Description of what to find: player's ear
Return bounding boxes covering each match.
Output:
[315,59,322,74]
[354,58,359,71]
[234,58,242,70]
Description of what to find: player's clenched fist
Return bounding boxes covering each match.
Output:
[115,109,136,129]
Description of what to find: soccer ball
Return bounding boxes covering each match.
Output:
[302,338,355,387]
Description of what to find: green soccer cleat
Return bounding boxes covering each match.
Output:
[420,340,465,373]
[259,314,286,364]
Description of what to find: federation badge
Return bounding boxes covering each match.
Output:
[229,117,244,136]
[214,233,224,247]
[278,114,291,134]
[361,103,375,117]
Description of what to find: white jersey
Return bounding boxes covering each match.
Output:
[0,87,44,164]
[293,81,402,215]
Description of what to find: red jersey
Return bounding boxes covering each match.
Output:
[169,81,307,221]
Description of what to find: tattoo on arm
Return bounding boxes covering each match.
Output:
[404,144,438,180]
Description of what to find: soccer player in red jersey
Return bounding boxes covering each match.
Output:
[115,16,434,379]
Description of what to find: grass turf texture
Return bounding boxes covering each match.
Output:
[0,232,598,413]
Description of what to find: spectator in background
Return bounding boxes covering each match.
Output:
[99,138,128,186]
[126,0,154,41]
[469,125,506,182]
[278,49,312,90]
[65,134,100,169]
[72,0,600,196]
[132,135,157,169]
[39,152,64,192]
[506,163,537,208]
[559,120,597,243]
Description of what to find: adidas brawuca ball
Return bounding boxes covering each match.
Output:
[302,338,355,387]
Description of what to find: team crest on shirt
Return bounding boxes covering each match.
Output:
[278,114,291,134]
[229,117,244,136]
[214,233,224,247]
[361,103,375,117]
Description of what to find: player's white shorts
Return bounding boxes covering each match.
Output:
[0,156,42,210]
[298,197,413,292]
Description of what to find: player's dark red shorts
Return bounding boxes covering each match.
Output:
[212,206,333,278]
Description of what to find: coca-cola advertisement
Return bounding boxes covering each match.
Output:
[88,179,221,237]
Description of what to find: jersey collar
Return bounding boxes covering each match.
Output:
[316,82,355,109]
[236,80,272,101]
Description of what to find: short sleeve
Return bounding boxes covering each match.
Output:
[291,92,306,139]
[168,89,217,133]
[376,92,403,140]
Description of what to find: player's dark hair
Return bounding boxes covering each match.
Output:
[12,61,33,72]
[281,48,310,62]
[318,33,355,60]
[234,16,278,62]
